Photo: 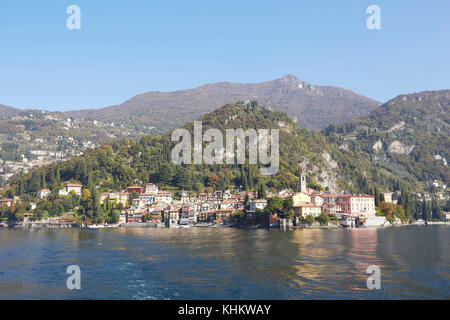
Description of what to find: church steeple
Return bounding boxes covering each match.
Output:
[299,167,306,193]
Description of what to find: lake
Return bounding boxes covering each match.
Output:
[0,225,449,299]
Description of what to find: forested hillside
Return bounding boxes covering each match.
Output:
[326,90,450,191]
[3,102,409,201]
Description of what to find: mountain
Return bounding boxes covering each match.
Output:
[325,90,450,189]
[64,75,380,132]
[0,104,21,118]
[5,102,405,201]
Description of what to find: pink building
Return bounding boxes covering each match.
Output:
[337,194,376,217]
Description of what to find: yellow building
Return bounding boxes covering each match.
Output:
[294,202,321,217]
[291,192,311,206]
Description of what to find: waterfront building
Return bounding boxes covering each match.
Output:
[215,208,233,224]
[249,200,267,212]
[293,202,322,217]
[336,194,376,217]
[119,210,127,224]
[164,207,180,226]
[198,211,215,222]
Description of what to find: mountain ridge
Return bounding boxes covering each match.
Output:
[62,74,381,132]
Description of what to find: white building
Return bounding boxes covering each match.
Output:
[58,183,82,196]
[310,194,324,206]
[139,193,155,206]
[337,194,376,217]
[249,200,267,212]
[37,189,51,199]
[155,191,172,204]
[145,183,159,194]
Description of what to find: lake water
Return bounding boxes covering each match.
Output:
[0,225,449,299]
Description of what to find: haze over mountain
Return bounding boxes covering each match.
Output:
[64,75,381,132]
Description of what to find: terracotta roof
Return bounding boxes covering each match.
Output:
[294,202,321,207]
[66,183,82,187]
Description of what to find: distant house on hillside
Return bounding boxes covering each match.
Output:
[145,183,158,194]
[37,189,51,199]
[127,186,144,195]
[58,183,82,196]
[0,198,13,207]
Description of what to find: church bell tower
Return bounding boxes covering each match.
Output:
[299,167,306,193]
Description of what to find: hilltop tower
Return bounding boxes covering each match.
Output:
[299,167,306,193]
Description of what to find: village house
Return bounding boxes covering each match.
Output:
[119,210,127,224]
[249,199,267,212]
[117,192,130,206]
[164,206,180,226]
[127,186,144,195]
[201,202,215,212]
[100,192,130,207]
[291,192,311,206]
[310,194,324,206]
[0,198,13,207]
[293,202,322,217]
[132,198,144,209]
[322,193,339,204]
[155,191,173,204]
[139,193,155,206]
[198,211,215,222]
[321,202,342,215]
[58,183,82,196]
[37,189,51,199]
[219,201,233,210]
[215,208,233,224]
[100,192,110,204]
[382,192,393,203]
[145,183,159,194]
[180,191,189,203]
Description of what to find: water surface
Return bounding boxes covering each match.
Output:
[0,226,449,299]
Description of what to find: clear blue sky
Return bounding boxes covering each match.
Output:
[0,0,449,111]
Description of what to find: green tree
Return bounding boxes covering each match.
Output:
[316,213,330,226]
[305,215,315,225]
[266,196,284,214]
[431,198,442,221]
[159,163,175,186]
[257,184,267,199]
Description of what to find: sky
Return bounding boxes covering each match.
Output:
[0,0,449,111]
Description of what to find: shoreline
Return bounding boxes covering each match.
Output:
[3,221,449,230]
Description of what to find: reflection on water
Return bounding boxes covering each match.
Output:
[0,226,449,299]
